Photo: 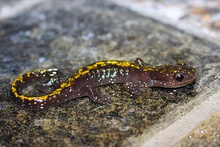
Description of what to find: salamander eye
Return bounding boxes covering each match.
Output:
[174,73,184,81]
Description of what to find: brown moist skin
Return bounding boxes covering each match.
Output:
[11,58,197,110]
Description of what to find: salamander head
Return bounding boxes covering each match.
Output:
[149,65,197,88]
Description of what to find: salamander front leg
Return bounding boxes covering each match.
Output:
[86,85,113,104]
[134,57,148,67]
[124,81,149,95]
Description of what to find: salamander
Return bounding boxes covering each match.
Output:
[11,58,197,110]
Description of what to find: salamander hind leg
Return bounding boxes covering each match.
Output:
[37,69,64,93]
[86,85,113,104]
[124,81,148,95]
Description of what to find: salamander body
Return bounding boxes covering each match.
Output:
[11,58,197,110]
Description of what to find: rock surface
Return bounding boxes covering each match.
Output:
[0,0,219,146]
